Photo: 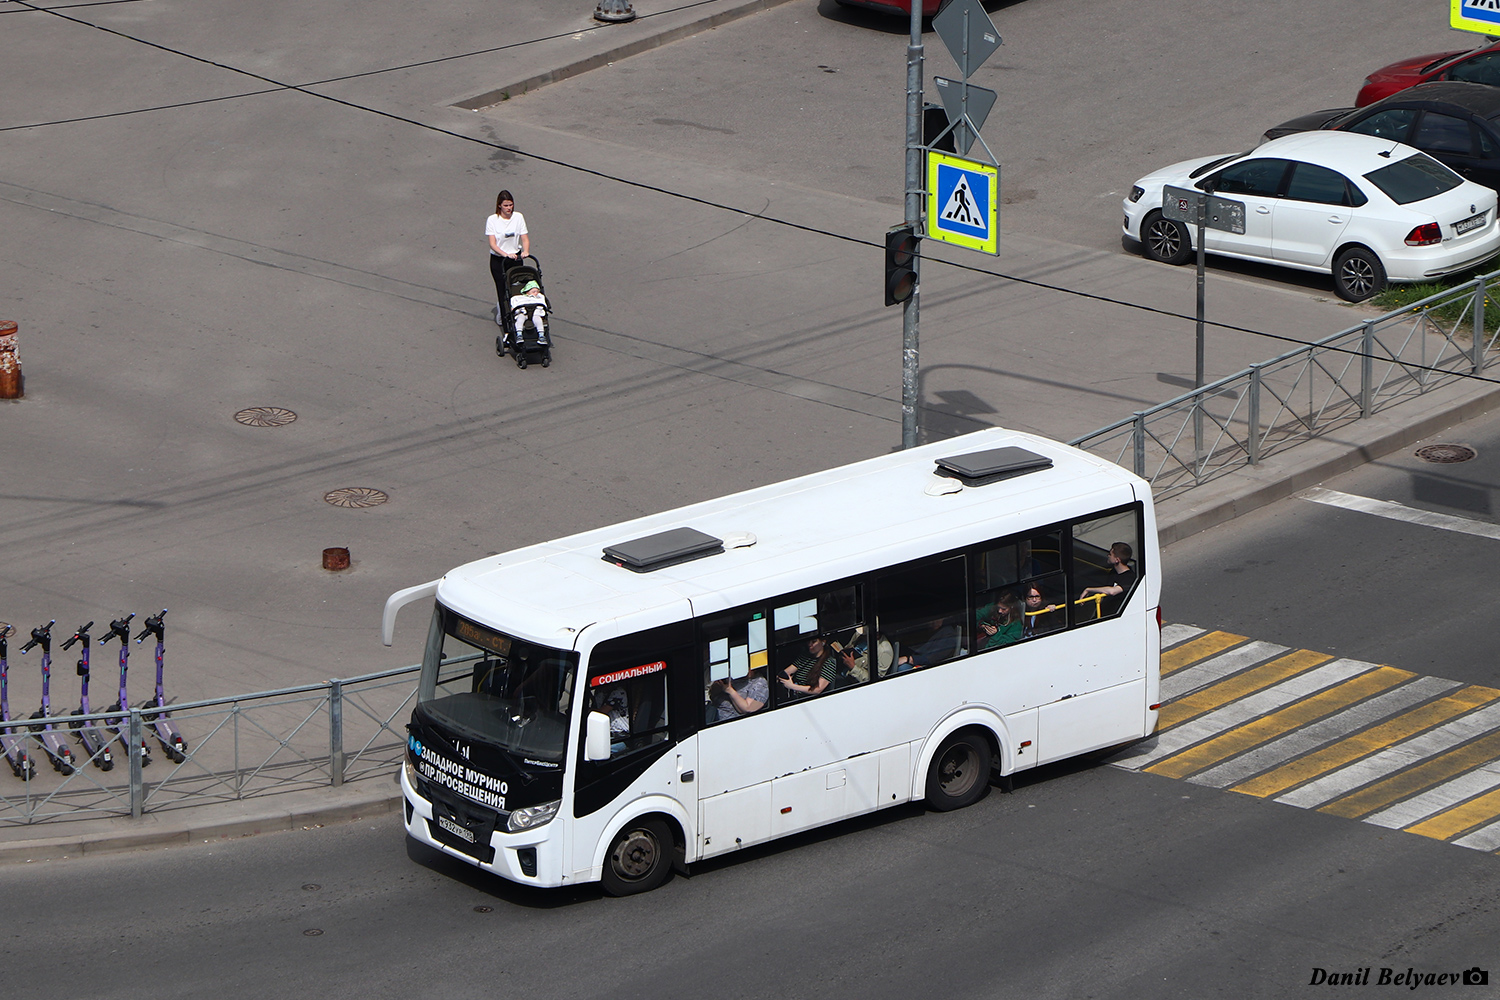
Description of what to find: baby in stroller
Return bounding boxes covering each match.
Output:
[509,278,548,345]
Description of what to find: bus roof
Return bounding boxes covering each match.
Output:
[435,428,1144,646]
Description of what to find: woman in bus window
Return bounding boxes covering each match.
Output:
[780,636,839,697]
[976,592,1023,651]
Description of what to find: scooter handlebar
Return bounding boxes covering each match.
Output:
[98,614,135,646]
[135,609,167,643]
[20,620,56,654]
[60,622,94,651]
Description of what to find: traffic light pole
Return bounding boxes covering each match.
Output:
[901,0,924,450]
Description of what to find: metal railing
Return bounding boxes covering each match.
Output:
[0,664,418,827]
[1070,271,1500,499]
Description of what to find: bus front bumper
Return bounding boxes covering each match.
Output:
[401,765,568,888]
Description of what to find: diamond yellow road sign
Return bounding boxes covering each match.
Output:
[1452,0,1500,33]
[926,151,998,255]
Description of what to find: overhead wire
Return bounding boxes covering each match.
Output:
[11,0,1500,390]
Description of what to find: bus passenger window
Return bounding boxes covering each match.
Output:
[585,662,669,757]
[875,556,968,672]
[703,609,770,724]
[1019,573,1067,638]
[769,586,866,699]
[1072,510,1141,619]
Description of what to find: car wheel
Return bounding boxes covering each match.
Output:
[1141,211,1193,266]
[925,730,992,812]
[1333,246,1386,302]
[600,817,673,896]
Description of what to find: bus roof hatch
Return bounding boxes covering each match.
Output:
[934,446,1052,487]
[602,526,725,573]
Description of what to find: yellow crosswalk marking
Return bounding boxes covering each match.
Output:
[1229,685,1500,799]
[1145,666,1414,780]
[1159,649,1332,730]
[1161,631,1247,676]
[1405,787,1500,842]
[1320,729,1500,820]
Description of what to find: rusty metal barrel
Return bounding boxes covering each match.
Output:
[0,321,19,399]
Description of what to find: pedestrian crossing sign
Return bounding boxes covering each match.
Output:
[926,151,999,254]
[1452,0,1500,33]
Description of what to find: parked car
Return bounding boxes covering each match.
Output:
[835,0,942,16]
[1263,82,1500,191]
[1122,132,1500,301]
[1357,38,1500,106]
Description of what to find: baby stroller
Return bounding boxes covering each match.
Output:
[496,255,553,369]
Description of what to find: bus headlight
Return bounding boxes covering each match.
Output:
[507,799,560,833]
[403,755,419,790]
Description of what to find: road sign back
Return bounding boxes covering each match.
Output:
[926,151,999,254]
[932,0,1002,76]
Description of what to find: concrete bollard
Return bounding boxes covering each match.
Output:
[0,321,20,399]
[322,547,351,571]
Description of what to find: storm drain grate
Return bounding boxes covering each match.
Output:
[324,487,388,508]
[234,407,297,427]
[1415,444,1477,464]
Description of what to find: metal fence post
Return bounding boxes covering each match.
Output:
[129,709,144,818]
[1360,321,1374,418]
[1476,276,1487,374]
[329,678,345,787]
[1248,364,1261,466]
[1133,412,1146,478]
[233,702,241,799]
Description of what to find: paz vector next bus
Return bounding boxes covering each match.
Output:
[383,427,1161,895]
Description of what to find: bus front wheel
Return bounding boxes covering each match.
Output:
[601,817,673,896]
[925,731,992,811]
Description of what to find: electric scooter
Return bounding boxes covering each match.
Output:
[61,621,114,771]
[98,615,150,768]
[0,625,36,781]
[21,621,77,775]
[135,610,186,763]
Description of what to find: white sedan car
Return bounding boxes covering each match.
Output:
[1122,132,1500,301]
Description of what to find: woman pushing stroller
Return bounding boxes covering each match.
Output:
[485,189,529,325]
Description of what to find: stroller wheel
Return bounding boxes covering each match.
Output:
[496,336,505,356]
[542,351,551,368]
[517,353,527,369]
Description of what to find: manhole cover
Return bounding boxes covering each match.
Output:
[473,905,493,914]
[234,407,297,427]
[303,928,323,937]
[1415,443,1476,464]
[324,487,388,508]
[302,883,321,892]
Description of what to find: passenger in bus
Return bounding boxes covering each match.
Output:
[1022,585,1065,637]
[780,636,839,696]
[709,669,768,721]
[895,616,963,670]
[976,592,1023,650]
[839,627,890,684]
[1079,542,1137,616]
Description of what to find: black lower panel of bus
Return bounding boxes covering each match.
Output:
[425,789,500,864]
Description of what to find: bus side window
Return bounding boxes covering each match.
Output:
[769,585,866,698]
[1071,509,1142,620]
[702,609,771,724]
[875,555,968,672]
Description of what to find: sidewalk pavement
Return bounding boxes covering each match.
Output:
[1,0,1495,863]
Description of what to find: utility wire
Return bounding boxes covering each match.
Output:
[14,0,1500,390]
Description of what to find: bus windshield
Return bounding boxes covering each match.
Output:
[417,605,579,765]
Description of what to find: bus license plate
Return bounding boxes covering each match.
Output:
[1456,211,1487,234]
[436,814,477,843]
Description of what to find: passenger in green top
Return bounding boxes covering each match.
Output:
[977,591,1023,651]
[780,636,844,697]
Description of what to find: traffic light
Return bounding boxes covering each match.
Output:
[885,225,918,307]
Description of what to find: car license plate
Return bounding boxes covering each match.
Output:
[1456,211,1487,235]
[436,814,476,843]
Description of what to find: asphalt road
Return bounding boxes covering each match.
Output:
[5,760,1497,1000]
[1164,405,1500,687]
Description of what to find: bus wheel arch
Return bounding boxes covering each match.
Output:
[921,722,1000,812]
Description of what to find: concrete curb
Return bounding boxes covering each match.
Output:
[453,0,801,110]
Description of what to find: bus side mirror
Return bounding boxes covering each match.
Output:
[585,711,612,761]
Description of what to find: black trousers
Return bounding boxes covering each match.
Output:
[489,253,520,305]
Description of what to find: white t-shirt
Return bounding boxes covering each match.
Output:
[485,211,528,256]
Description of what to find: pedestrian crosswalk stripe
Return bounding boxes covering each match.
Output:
[1114,626,1500,856]
[1160,648,1332,730]
[1146,666,1414,780]
[1279,701,1500,810]
[1161,630,1245,674]
[1230,683,1493,798]
[1202,676,1461,791]
[1409,787,1500,842]
[1319,728,1500,820]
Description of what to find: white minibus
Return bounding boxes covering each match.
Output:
[383,427,1160,894]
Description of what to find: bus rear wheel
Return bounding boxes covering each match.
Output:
[925,731,992,811]
[601,817,673,896]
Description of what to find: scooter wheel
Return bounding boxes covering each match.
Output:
[58,760,74,776]
[99,758,114,772]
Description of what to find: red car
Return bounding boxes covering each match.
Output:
[835,0,942,16]
[1357,38,1500,106]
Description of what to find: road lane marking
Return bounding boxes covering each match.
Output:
[1318,729,1500,820]
[1161,630,1247,676]
[1369,768,1500,832]
[1162,641,1289,701]
[1228,683,1493,798]
[1276,701,1500,810]
[1160,649,1333,730]
[1197,676,1462,790]
[1145,666,1414,780]
[1160,623,1205,649]
[1298,486,1500,542]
